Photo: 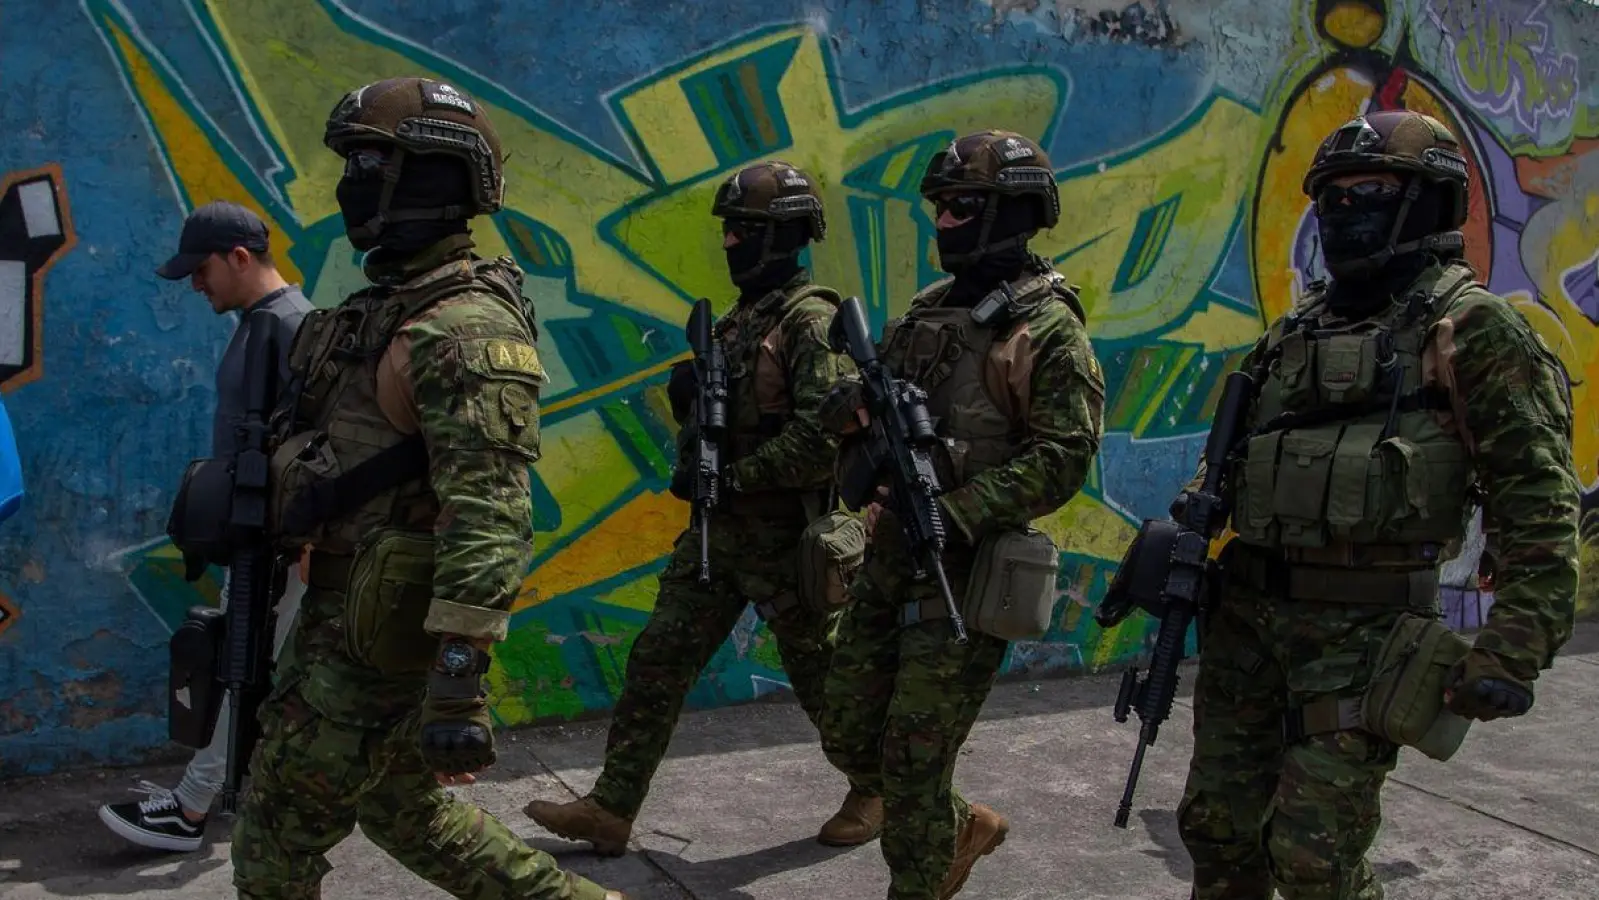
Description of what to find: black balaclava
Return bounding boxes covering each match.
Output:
[727,218,808,302]
[337,152,472,261]
[938,194,1038,307]
[1317,177,1461,317]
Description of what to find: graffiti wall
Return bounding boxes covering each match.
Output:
[0,0,1594,776]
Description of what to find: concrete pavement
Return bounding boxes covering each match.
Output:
[2,624,1595,899]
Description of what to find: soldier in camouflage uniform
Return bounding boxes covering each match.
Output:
[523,161,868,853]
[817,131,1106,899]
[1175,110,1581,899]
[230,77,625,900]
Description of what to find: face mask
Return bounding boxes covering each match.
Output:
[335,175,384,251]
[1315,181,1404,280]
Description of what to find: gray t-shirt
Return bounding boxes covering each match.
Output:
[212,285,315,457]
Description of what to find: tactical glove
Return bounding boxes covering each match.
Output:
[419,638,496,775]
[819,379,866,435]
[666,360,696,425]
[1445,648,1533,721]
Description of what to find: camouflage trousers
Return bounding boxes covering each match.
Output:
[589,514,842,821]
[818,520,1009,900]
[1179,553,1429,900]
[232,675,610,900]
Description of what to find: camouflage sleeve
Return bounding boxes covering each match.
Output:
[938,303,1106,541]
[404,293,546,643]
[729,298,858,492]
[1443,294,1581,680]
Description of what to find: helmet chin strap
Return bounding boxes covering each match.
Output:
[346,147,470,247]
[937,193,1036,269]
[729,220,804,286]
[1327,175,1464,281]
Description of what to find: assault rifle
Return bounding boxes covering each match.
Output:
[165,308,288,814]
[1095,369,1254,828]
[685,298,728,585]
[828,295,967,644]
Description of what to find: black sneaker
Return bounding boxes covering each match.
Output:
[97,783,205,852]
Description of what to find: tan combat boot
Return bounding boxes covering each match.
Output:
[937,803,1009,899]
[816,788,884,846]
[522,795,632,857]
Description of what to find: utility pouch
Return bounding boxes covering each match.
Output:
[796,511,868,614]
[1317,333,1383,404]
[166,458,236,581]
[1363,612,1473,761]
[269,430,341,549]
[168,605,226,749]
[343,528,439,676]
[962,528,1061,641]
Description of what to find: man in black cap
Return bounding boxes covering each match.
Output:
[96,199,313,852]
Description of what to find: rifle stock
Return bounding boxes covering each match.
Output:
[685,299,727,584]
[828,296,967,643]
[1099,369,1254,828]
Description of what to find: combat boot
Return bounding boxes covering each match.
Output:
[937,803,1008,899]
[816,788,884,846]
[522,795,632,857]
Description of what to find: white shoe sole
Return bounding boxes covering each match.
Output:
[97,805,203,852]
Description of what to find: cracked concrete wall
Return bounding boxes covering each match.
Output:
[0,0,1595,777]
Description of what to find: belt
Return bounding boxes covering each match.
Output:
[306,551,354,591]
[1284,695,1364,743]
[1278,541,1442,568]
[1229,548,1437,607]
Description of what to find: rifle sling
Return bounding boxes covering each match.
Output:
[282,435,429,536]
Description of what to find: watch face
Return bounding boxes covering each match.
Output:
[441,642,475,673]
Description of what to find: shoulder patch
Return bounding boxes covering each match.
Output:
[485,339,546,380]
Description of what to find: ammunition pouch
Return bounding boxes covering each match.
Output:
[961,528,1060,641]
[167,605,226,749]
[795,510,868,615]
[1286,612,1472,761]
[166,458,237,581]
[340,529,440,676]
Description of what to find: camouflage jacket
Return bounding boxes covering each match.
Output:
[681,272,857,503]
[365,236,545,643]
[1219,258,1580,682]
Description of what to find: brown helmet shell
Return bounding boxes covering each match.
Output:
[324,77,505,216]
[919,130,1060,229]
[1302,110,1470,228]
[710,160,826,241]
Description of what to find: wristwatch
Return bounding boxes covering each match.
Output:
[436,639,482,677]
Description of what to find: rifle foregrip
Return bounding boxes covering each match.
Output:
[1137,604,1191,731]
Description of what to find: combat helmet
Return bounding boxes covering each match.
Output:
[712,160,825,285]
[711,160,826,240]
[1302,110,1470,228]
[919,130,1060,266]
[323,77,505,243]
[1301,109,1472,279]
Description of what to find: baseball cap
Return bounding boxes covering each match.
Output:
[156,200,270,280]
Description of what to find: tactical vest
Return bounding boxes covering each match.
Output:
[1230,262,1480,562]
[268,255,534,556]
[708,281,842,522]
[879,271,1086,486]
